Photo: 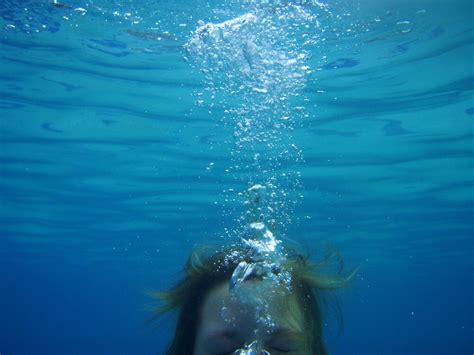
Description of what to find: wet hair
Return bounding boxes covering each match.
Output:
[149,244,356,354]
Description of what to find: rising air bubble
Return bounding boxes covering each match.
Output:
[187,3,322,312]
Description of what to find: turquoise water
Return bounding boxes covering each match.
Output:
[0,0,472,354]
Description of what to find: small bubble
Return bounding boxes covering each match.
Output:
[74,7,87,15]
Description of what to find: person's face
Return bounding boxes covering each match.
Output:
[193,280,310,355]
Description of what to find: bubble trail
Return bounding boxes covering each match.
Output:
[185,1,324,319]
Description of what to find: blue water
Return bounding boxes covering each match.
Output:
[0,0,472,354]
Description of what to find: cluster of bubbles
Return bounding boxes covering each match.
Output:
[185,2,322,237]
[185,1,324,327]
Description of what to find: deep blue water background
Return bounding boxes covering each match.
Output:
[0,0,472,354]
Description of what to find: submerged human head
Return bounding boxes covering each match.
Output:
[195,276,309,354]
[152,245,353,354]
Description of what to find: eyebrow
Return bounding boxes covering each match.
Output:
[206,326,238,337]
[202,327,305,348]
[269,327,303,337]
[206,327,303,340]
[267,327,307,347]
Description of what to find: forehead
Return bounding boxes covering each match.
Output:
[198,281,305,336]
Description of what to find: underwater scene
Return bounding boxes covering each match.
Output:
[0,0,472,354]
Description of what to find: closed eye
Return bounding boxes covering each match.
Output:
[211,347,239,355]
[210,345,239,355]
[267,331,306,353]
[269,345,297,353]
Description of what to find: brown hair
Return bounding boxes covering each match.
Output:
[149,244,356,354]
